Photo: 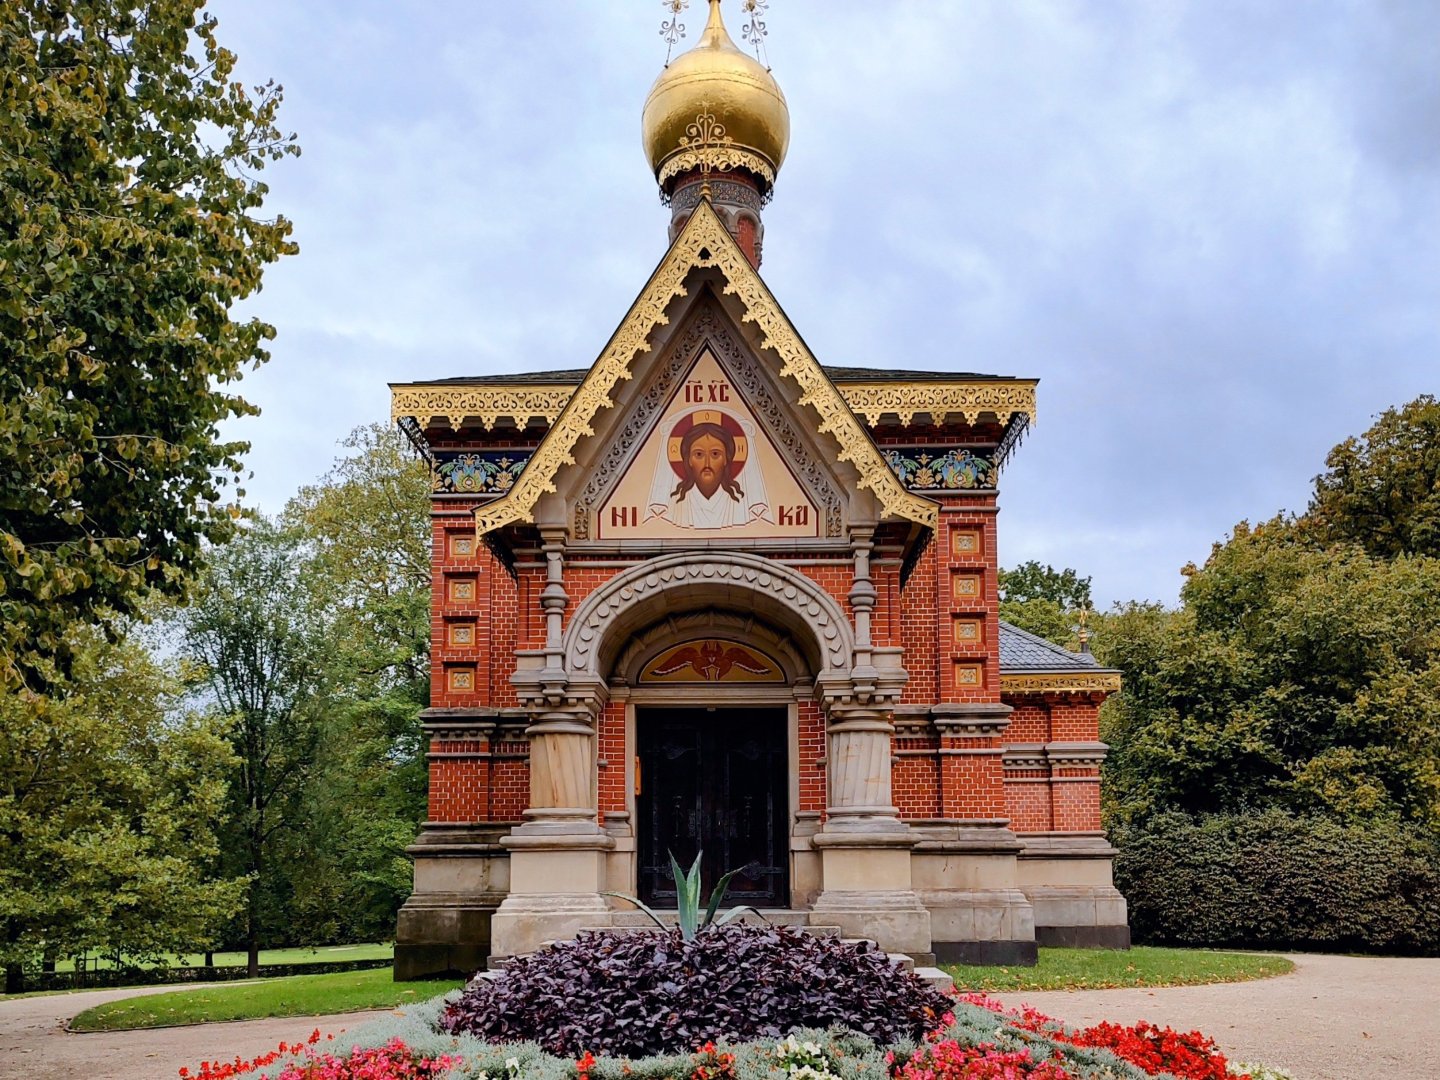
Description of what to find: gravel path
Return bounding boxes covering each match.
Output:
[0,983,383,1080]
[993,953,1440,1080]
[2,954,1435,1080]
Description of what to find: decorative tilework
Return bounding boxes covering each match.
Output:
[954,662,984,687]
[883,448,995,490]
[953,616,983,645]
[449,533,476,558]
[447,666,475,692]
[951,528,982,556]
[448,577,477,603]
[449,622,475,647]
[952,572,983,602]
[433,451,531,495]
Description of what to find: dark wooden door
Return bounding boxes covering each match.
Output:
[636,707,788,908]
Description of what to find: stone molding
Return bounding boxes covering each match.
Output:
[1017,832,1120,860]
[1045,741,1109,768]
[932,702,1014,737]
[562,551,855,682]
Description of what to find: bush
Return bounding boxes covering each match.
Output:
[1112,810,1440,954]
[245,994,1192,1080]
[441,925,951,1057]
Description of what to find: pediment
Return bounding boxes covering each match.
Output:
[567,296,845,541]
[473,200,937,538]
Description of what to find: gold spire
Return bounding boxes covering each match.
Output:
[642,0,789,195]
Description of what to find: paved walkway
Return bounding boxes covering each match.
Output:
[1,955,1436,1080]
[0,983,382,1080]
[994,953,1440,1080]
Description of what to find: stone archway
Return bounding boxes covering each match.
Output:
[562,551,854,691]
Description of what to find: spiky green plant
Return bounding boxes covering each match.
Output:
[606,851,760,940]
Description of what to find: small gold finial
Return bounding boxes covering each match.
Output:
[660,1,689,65]
[740,0,770,66]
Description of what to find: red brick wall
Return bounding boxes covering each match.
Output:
[598,700,627,818]
[797,699,826,814]
[894,731,940,818]
[998,694,1106,834]
[1052,768,1102,831]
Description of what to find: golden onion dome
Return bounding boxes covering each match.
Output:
[642,0,790,193]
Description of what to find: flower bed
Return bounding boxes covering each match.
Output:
[182,992,1292,1080]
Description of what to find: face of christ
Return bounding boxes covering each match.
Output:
[672,421,744,504]
[686,432,729,499]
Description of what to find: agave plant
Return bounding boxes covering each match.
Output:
[607,851,760,940]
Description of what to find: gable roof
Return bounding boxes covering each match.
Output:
[472,200,940,535]
[408,365,1013,385]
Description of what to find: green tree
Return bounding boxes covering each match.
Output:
[0,628,241,993]
[998,561,1093,648]
[179,520,322,975]
[280,425,431,942]
[1098,519,1440,826]
[1307,394,1440,559]
[0,0,299,690]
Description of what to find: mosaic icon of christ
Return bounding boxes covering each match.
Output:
[646,409,771,529]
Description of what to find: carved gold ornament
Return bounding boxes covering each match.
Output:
[389,385,575,431]
[465,201,938,535]
[999,671,1123,694]
[841,382,1037,428]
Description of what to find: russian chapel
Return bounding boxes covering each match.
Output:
[390,0,1129,977]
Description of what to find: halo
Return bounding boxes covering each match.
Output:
[666,409,749,481]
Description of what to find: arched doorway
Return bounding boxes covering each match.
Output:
[616,621,803,908]
[563,553,855,910]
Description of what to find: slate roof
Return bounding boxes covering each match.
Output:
[997,620,1115,672]
[410,366,1020,386]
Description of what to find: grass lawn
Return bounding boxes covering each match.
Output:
[68,967,461,1032]
[53,942,393,973]
[944,946,1293,992]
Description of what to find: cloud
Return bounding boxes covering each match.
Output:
[211,0,1439,606]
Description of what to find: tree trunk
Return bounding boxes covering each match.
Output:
[4,963,23,995]
[204,950,214,969]
[247,940,259,979]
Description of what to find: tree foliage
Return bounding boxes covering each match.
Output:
[1098,519,1440,827]
[1307,394,1440,559]
[0,626,242,992]
[165,427,431,953]
[998,561,1093,649]
[278,424,431,943]
[178,519,322,972]
[0,0,298,689]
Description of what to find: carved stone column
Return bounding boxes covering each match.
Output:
[492,529,614,961]
[810,572,931,959]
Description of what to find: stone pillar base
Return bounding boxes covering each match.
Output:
[489,891,615,960]
[811,829,932,960]
[1017,832,1130,950]
[490,826,616,959]
[911,820,1038,967]
[394,825,510,980]
[809,889,933,963]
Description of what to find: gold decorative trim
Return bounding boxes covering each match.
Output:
[394,381,1032,434]
[658,145,776,190]
[840,382,1037,428]
[389,385,575,431]
[466,201,938,535]
[1000,672,1122,694]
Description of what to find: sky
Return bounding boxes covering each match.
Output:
[210,0,1439,607]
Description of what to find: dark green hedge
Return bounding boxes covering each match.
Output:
[1111,810,1440,955]
[10,957,391,994]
